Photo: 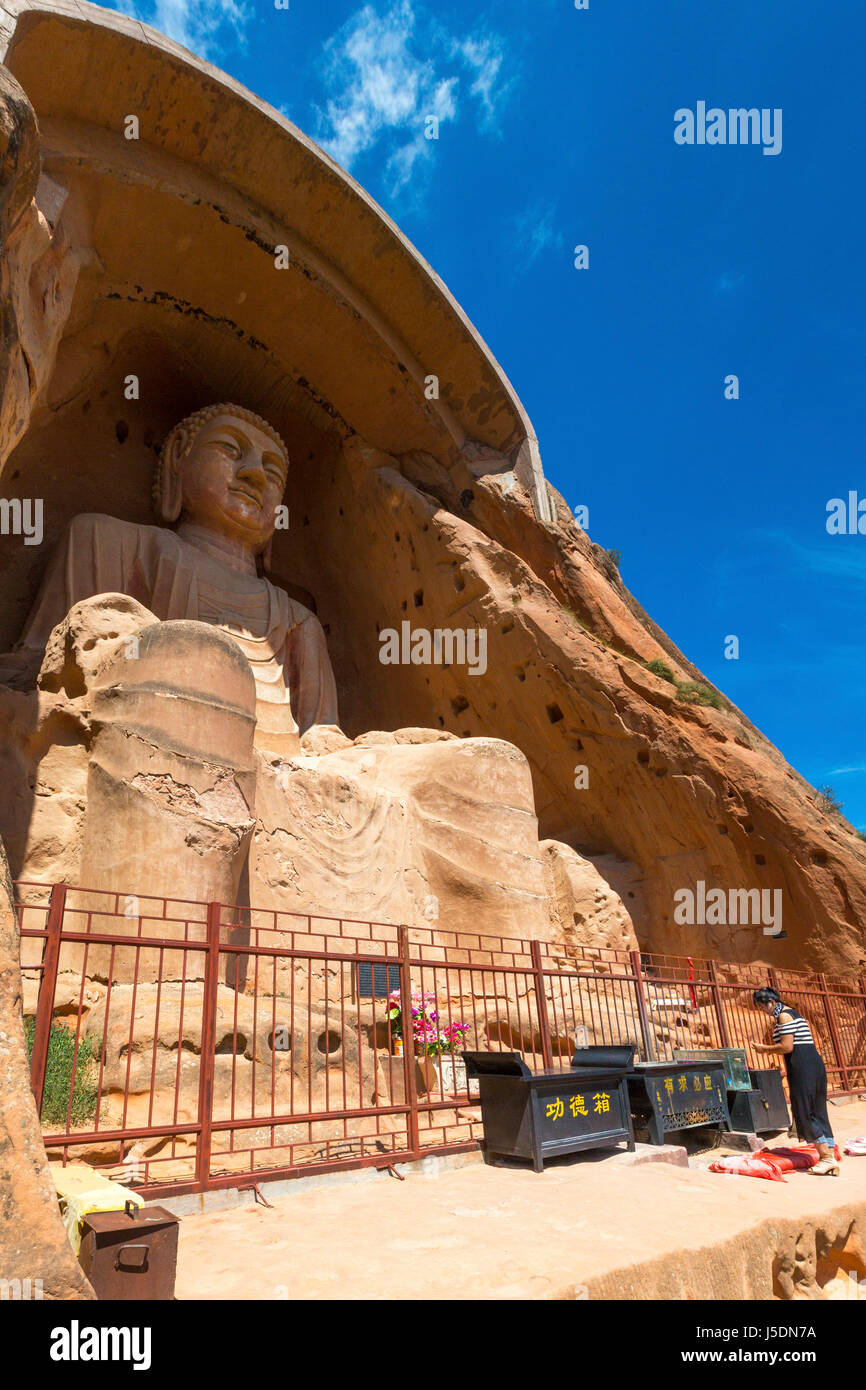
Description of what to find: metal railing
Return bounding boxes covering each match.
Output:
[16,881,866,1198]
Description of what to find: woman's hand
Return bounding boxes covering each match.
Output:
[753,1042,773,1053]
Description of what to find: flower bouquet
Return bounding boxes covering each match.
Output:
[386,991,472,1094]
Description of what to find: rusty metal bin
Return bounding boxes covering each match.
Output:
[78,1201,179,1300]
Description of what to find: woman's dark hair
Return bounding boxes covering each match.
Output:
[753,986,782,1007]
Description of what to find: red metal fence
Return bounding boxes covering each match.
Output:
[16,881,866,1198]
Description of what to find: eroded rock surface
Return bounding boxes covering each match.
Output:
[0,841,93,1297]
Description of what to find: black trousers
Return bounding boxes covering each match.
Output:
[784,1045,833,1143]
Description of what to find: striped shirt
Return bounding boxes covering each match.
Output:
[773,1008,815,1048]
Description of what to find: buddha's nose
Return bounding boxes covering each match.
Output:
[237,451,267,488]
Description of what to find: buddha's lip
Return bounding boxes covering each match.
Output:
[228,486,262,505]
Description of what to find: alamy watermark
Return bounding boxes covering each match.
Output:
[675,103,782,156]
[379,622,487,676]
[826,491,866,535]
[1,1277,43,1300]
[0,498,42,546]
[49,1321,151,1370]
[674,881,783,936]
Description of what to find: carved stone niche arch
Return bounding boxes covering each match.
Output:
[0,0,553,743]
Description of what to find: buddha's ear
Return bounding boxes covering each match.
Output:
[159,427,189,523]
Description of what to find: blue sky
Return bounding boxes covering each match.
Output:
[119,0,866,828]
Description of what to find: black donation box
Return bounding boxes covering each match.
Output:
[463,1051,635,1172]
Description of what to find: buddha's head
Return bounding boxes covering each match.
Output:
[154,404,289,553]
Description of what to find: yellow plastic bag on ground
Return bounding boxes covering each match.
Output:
[51,1164,145,1256]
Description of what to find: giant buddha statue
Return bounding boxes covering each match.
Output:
[1,402,555,951]
[7,403,337,755]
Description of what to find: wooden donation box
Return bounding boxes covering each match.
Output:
[627,1061,731,1145]
[463,1051,635,1172]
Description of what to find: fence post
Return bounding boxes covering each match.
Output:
[398,925,421,1158]
[30,883,66,1114]
[817,972,849,1094]
[707,960,732,1048]
[195,901,221,1190]
[530,940,554,1069]
[629,950,655,1062]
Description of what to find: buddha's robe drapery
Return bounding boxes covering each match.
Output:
[16,512,339,751]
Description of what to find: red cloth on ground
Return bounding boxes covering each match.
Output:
[762,1143,842,1170]
[708,1155,787,1182]
[762,1147,817,1172]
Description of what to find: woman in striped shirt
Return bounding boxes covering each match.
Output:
[752,986,840,1175]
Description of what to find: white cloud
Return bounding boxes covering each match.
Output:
[117,0,252,62]
[384,76,458,191]
[316,3,513,194]
[320,1,418,169]
[716,270,746,294]
[451,33,509,127]
[513,198,565,268]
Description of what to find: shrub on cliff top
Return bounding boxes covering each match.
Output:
[646,658,676,684]
[675,680,724,710]
[817,785,844,816]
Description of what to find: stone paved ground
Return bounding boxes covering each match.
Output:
[175,1100,866,1300]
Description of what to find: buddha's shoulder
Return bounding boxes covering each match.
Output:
[262,579,321,632]
[66,513,181,551]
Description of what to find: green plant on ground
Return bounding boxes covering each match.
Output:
[24,1017,101,1128]
[817,785,844,816]
[646,657,676,684]
[605,548,622,569]
[674,680,724,710]
[858,829,866,843]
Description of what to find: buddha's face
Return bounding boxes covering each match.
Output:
[179,412,287,548]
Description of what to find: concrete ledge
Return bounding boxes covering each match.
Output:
[159,1140,687,1218]
[160,1148,484,1218]
[611,1143,688,1168]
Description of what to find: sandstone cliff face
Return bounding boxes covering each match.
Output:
[280,444,866,973]
[0,841,94,1297]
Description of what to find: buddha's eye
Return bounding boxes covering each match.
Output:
[215,439,241,459]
